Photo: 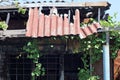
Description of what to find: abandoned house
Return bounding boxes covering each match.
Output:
[0,0,111,80]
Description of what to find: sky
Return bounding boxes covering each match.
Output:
[107,0,120,21]
[69,0,120,21]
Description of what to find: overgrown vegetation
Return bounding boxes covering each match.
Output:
[15,1,27,14]
[21,13,120,80]
[78,13,120,80]
[23,39,45,80]
[0,21,8,30]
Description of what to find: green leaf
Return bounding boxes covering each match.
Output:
[31,72,35,76]
[36,63,42,68]
[33,59,38,63]
[0,21,8,30]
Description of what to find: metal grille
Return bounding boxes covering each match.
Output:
[38,54,60,80]
[7,54,32,80]
[6,53,83,80]
[6,54,60,80]
[64,54,83,80]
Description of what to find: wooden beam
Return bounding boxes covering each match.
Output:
[0,1,109,10]
[0,29,26,38]
[85,1,109,7]
[0,6,17,10]
[19,2,85,7]
[19,1,109,7]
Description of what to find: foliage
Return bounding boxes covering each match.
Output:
[0,21,8,30]
[78,53,100,80]
[23,39,45,80]
[100,13,120,58]
[79,34,105,63]
[78,13,120,80]
[18,7,27,14]
[88,76,100,80]
[100,13,120,27]
[15,1,27,14]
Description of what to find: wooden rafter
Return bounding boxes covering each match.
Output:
[0,29,26,38]
[0,1,109,9]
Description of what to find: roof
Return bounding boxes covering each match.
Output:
[26,7,101,39]
[0,1,110,9]
[0,1,109,39]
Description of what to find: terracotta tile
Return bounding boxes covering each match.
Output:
[51,14,57,36]
[75,9,80,34]
[83,26,92,36]
[57,15,63,36]
[72,18,86,38]
[32,7,39,37]
[26,8,102,38]
[70,23,76,35]
[88,24,97,33]
[93,22,102,28]
[26,8,34,37]
[44,15,50,36]
[73,16,77,35]
[38,13,45,37]
[79,28,87,39]
[63,14,70,35]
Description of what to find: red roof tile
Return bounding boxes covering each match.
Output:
[26,7,101,38]
[63,14,69,35]
[38,13,44,37]
[51,14,57,36]
[32,7,39,37]
[57,15,63,36]
[44,15,50,37]
[26,8,34,37]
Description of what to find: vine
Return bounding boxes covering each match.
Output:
[78,13,120,80]
[15,1,27,14]
[23,39,45,80]
[18,7,27,14]
[78,34,104,80]
[0,21,8,30]
[100,13,120,58]
[78,55,100,80]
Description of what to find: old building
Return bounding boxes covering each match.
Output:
[0,0,110,80]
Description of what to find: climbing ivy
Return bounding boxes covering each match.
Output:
[78,13,120,80]
[15,1,27,14]
[18,7,27,14]
[100,13,120,58]
[78,51,100,80]
[0,21,8,30]
[23,39,45,80]
[78,34,103,80]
